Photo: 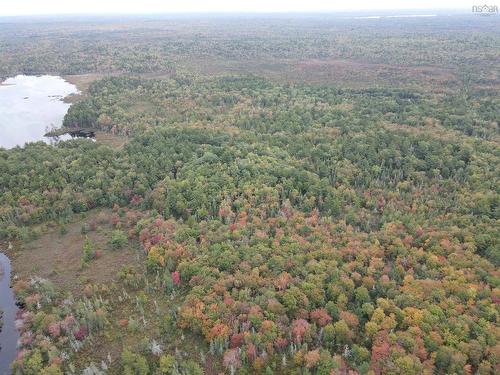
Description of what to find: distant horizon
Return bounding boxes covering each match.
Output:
[0,7,476,19]
[0,0,478,17]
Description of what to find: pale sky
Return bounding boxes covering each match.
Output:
[0,0,475,16]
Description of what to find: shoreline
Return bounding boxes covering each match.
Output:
[0,252,20,375]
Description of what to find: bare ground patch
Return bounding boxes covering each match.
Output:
[290,58,459,90]
[95,131,129,150]
[10,210,142,296]
[63,73,109,103]
[186,57,460,91]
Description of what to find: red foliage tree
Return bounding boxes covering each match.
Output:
[223,349,241,371]
[171,271,181,286]
[74,325,88,341]
[311,308,332,327]
[247,343,257,362]
[292,319,310,344]
[230,333,245,348]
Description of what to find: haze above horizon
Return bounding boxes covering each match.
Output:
[1,0,474,16]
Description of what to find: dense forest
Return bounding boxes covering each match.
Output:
[0,14,499,375]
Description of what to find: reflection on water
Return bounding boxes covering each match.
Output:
[0,75,78,149]
[0,253,19,375]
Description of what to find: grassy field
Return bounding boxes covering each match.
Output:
[10,210,140,295]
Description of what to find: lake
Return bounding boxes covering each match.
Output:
[0,253,18,375]
[0,75,78,149]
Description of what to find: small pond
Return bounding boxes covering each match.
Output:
[0,75,78,149]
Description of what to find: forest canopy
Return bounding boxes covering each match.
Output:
[0,13,499,375]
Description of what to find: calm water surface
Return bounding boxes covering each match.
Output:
[0,253,18,375]
[0,75,78,149]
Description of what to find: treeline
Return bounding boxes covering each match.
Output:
[64,76,499,139]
